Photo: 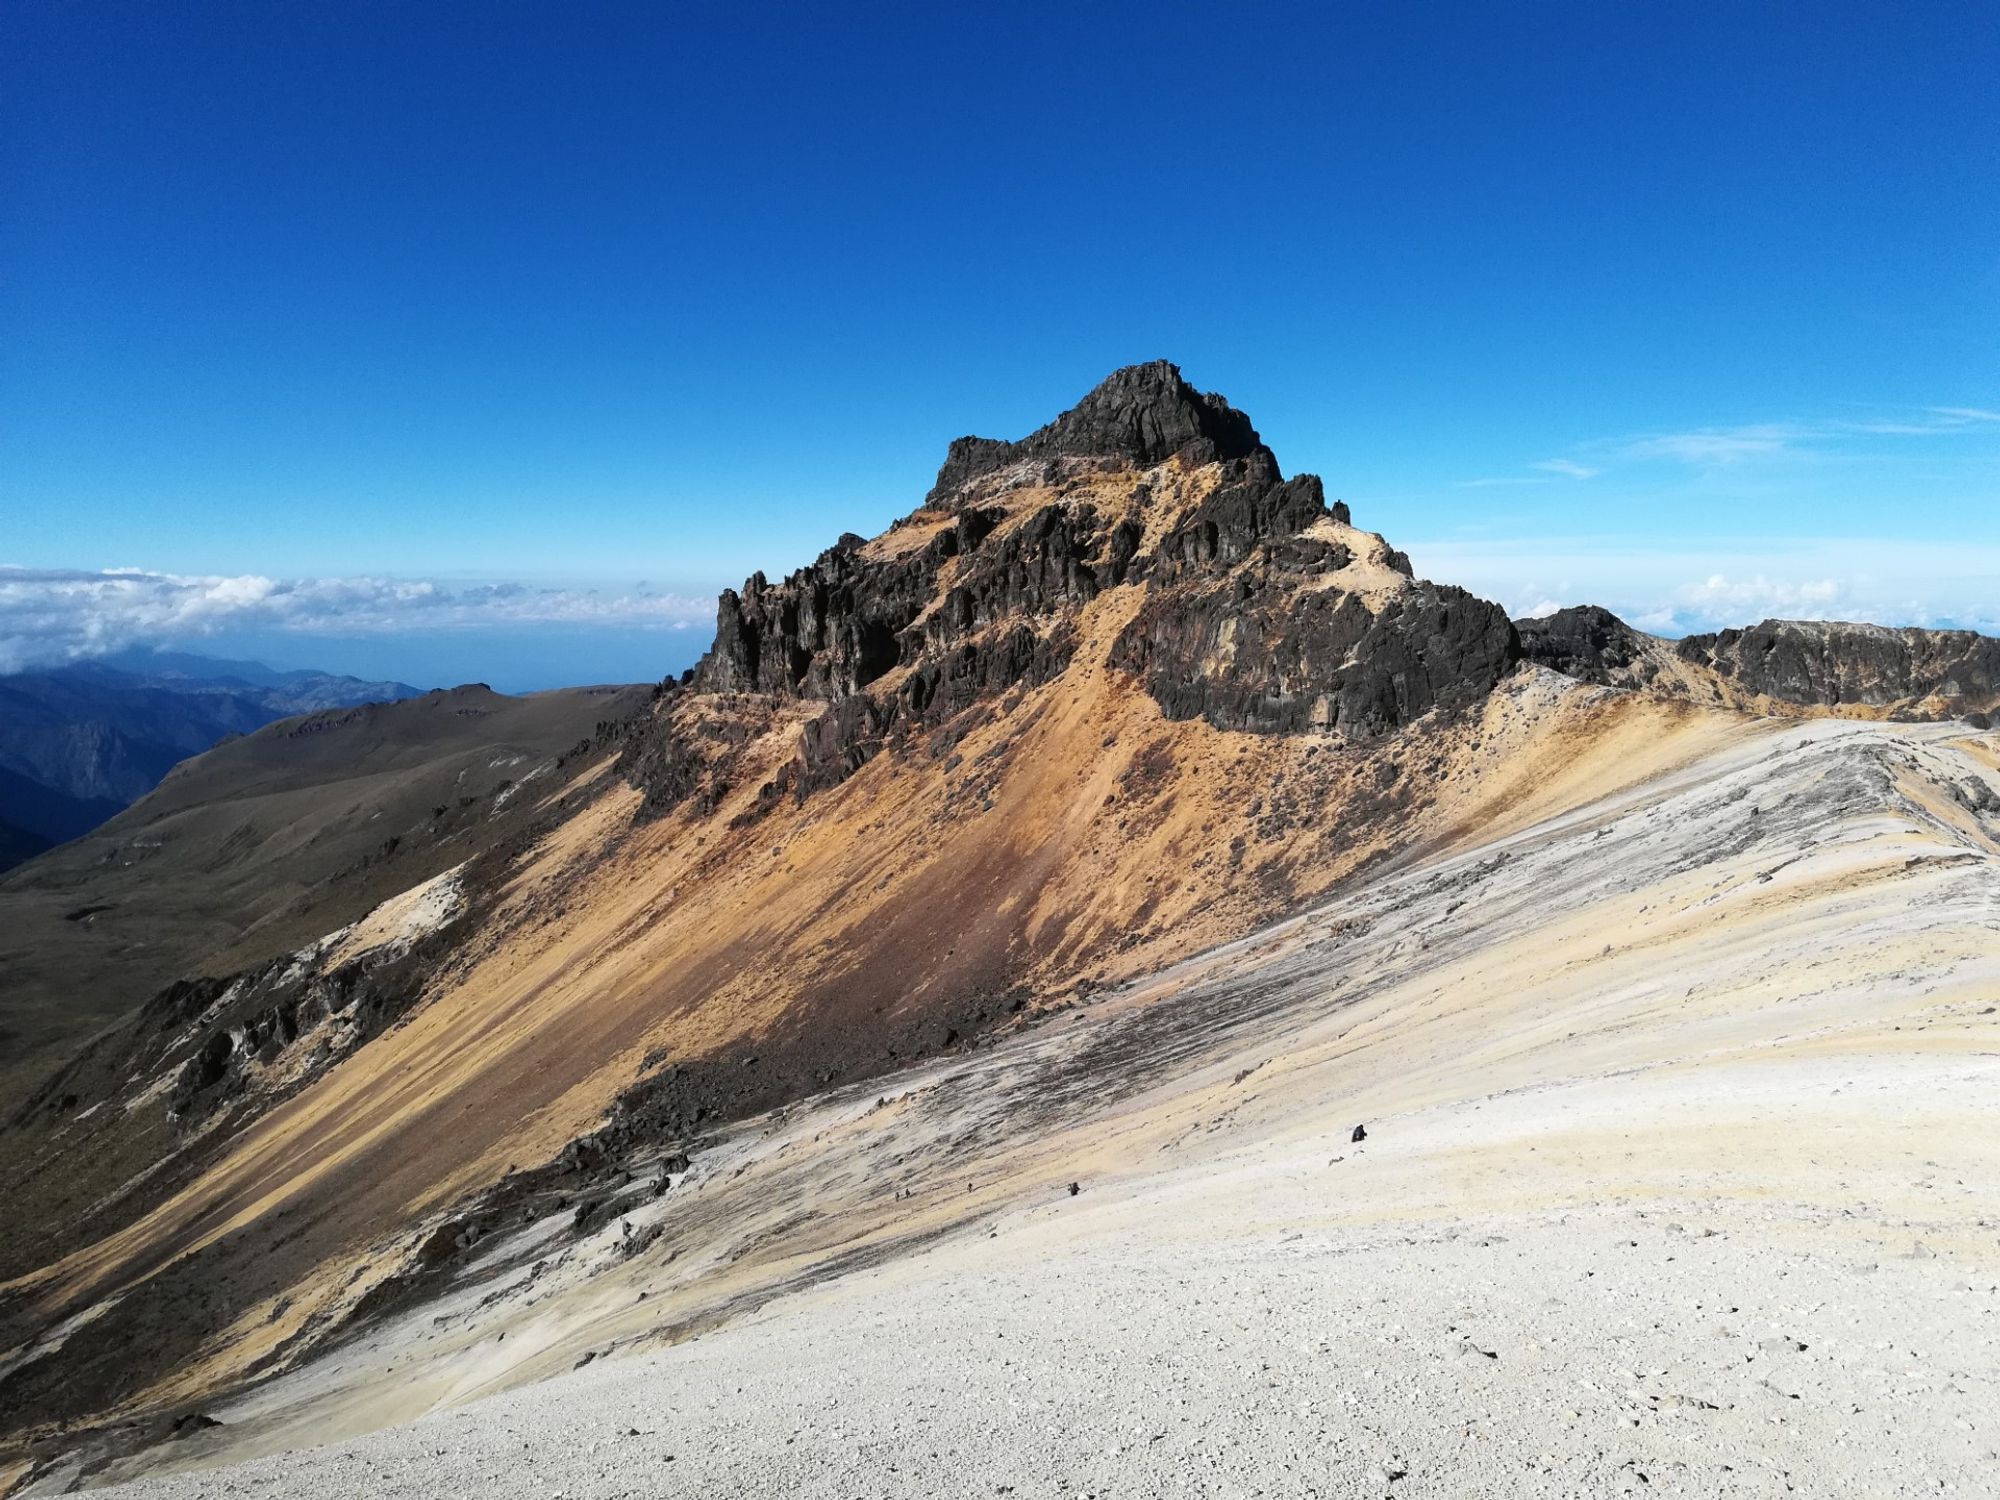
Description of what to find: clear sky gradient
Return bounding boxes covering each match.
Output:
[4,1,1996,689]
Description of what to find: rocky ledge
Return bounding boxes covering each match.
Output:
[1679,618,2000,716]
[1520,606,1999,722]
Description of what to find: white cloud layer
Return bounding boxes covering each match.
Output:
[1401,536,2000,638]
[0,566,714,674]
[7,533,1994,679]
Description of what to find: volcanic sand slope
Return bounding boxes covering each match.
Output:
[0,682,645,1086]
[0,683,645,1297]
[52,684,2000,1498]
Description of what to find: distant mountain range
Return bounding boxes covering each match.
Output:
[0,649,421,871]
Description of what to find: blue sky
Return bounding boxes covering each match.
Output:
[3,1,1996,689]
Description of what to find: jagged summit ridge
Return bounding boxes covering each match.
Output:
[928,360,1272,503]
[630,363,1521,814]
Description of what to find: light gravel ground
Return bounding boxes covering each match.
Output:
[91,1069,2000,1499]
[60,717,2000,1498]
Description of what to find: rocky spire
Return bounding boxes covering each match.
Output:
[928,360,1273,503]
[643,357,1523,811]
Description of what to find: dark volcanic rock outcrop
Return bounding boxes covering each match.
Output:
[926,359,1267,502]
[1517,605,1665,692]
[1114,577,1519,736]
[695,502,1117,706]
[1520,607,2000,720]
[1677,619,2000,714]
[624,362,1523,811]
[697,534,938,700]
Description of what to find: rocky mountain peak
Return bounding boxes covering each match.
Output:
[928,360,1272,504]
[633,363,1521,815]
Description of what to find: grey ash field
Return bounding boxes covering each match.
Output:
[2,366,1998,1498]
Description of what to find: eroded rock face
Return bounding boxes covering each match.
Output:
[1114,577,1519,736]
[926,358,1267,503]
[624,361,1523,812]
[1677,620,2000,712]
[693,504,1130,711]
[1517,606,1664,692]
[693,362,1274,711]
[1519,607,2000,720]
[697,533,945,700]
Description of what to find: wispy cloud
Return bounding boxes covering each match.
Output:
[1457,458,1600,487]
[0,567,714,674]
[1482,402,2000,485]
[1617,424,1798,466]
[1602,405,2000,470]
[1531,458,1599,480]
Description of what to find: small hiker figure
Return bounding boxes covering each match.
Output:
[1350,1123,1368,1143]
